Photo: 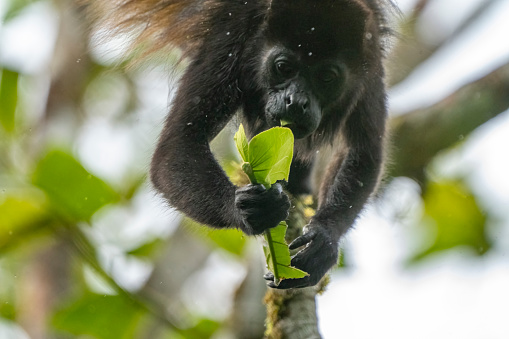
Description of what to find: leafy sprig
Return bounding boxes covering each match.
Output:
[234,125,308,285]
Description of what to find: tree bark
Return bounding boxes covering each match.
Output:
[263,195,325,339]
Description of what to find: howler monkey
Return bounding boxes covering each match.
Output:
[101,0,392,289]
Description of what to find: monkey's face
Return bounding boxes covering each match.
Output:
[260,0,370,139]
[262,46,347,139]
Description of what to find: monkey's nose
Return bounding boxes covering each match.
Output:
[285,94,309,113]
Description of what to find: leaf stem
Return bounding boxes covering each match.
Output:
[241,162,257,184]
[242,161,280,282]
[264,229,279,284]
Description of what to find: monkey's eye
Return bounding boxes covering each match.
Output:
[318,69,339,83]
[275,61,296,78]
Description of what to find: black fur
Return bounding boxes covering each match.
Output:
[150,0,389,288]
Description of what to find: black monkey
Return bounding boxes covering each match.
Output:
[104,0,391,288]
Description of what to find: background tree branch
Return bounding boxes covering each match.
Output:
[389,62,509,184]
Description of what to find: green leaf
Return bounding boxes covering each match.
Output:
[178,318,221,339]
[263,222,308,284]
[0,68,19,132]
[235,125,294,187]
[0,190,47,235]
[411,180,490,262]
[159,318,221,339]
[0,189,54,251]
[3,0,37,22]
[246,127,294,187]
[32,150,119,222]
[234,124,249,163]
[127,238,164,258]
[206,228,247,256]
[0,299,16,320]
[234,124,308,283]
[185,219,247,256]
[52,293,143,339]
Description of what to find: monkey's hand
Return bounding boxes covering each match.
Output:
[265,222,339,289]
[235,183,291,235]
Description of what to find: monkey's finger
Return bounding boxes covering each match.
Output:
[236,183,266,194]
[264,272,274,281]
[289,228,317,250]
[267,281,278,288]
[267,277,309,289]
[272,182,283,194]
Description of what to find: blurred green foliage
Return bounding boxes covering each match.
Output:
[184,218,247,256]
[0,188,49,249]
[2,0,38,22]
[412,180,490,261]
[52,293,145,339]
[0,68,18,132]
[33,150,119,222]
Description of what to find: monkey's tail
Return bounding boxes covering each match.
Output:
[81,0,210,60]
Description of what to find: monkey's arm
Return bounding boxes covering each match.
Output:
[150,54,242,227]
[151,53,289,234]
[314,93,386,238]
[268,81,387,289]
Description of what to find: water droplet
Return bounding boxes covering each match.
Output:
[187,122,193,126]
[226,32,230,35]
[365,32,372,40]
[298,44,302,47]
[76,58,81,63]
[308,52,313,56]
[229,12,232,16]
[311,27,315,31]
[228,53,232,57]
[458,134,464,140]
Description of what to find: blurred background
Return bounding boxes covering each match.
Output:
[1,0,509,338]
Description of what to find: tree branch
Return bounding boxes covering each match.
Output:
[389,62,509,183]
[263,195,325,339]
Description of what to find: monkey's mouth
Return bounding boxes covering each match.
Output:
[279,120,311,139]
